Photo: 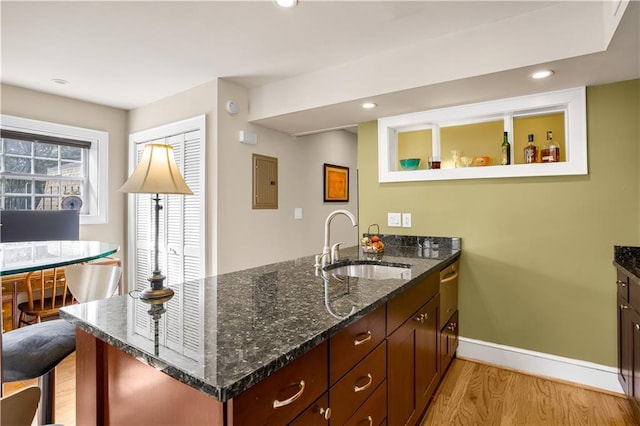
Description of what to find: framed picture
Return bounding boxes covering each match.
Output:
[323,163,349,202]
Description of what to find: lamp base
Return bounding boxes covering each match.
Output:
[139,286,174,302]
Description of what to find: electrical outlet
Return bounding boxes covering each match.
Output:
[388,212,401,227]
[402,213,412,228]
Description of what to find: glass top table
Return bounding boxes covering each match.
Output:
[0,240,120,276]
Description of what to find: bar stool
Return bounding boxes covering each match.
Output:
[2,319,76,425]
[1,385,41,425]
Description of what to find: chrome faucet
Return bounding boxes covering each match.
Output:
[321,209,358,267]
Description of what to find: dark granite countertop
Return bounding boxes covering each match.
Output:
[614,245,640,280]
[60,236,460,402]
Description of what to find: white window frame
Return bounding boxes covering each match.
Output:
[378,87,587,182]
[1,114,109,224]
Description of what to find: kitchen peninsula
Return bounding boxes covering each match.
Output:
[61,236,461,425]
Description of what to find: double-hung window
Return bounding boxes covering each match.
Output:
[0,115,109,224]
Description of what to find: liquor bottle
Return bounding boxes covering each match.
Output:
[541,130,560,162]
[500,131,511,165]
[524,133,537,163]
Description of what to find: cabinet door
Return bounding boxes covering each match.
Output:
[388,295,439,426]
[631,309,640,416]
[440,311,459,376]
[415,295,440,418]
[387,313,419,426]
[618,293,632,395]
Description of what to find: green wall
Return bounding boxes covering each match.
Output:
[358,79,640,366]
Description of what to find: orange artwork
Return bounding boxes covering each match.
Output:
[323,164,349,202]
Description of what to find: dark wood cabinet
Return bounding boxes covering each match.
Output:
[289,393,330,426]
[631,308,640,419]
[618,292,632,395]
[440,310,459,376]
[387,273,440,426]
[75,258,461,426]
[329,341,386,425]
[615,266,640,421]
[329,304,386,385]
[230,341,328,426]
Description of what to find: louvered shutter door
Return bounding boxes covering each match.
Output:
[128,115,205,356]
[183,130,203,282]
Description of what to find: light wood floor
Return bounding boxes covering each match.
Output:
[2,352,76,426]
[423,358,636,426]
[2,355,636,426]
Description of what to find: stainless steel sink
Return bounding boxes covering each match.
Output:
[325,263,411,280]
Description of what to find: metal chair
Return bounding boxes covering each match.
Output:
[1,385,41,426]
[64,263,122,303]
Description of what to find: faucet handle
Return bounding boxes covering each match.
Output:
[331,242,344,263]
[315,252,330,268]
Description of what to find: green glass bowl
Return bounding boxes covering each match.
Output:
[400,158,421,170]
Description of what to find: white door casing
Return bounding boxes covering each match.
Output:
[126,115,206,355]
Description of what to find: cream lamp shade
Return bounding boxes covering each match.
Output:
[119,144,193,195]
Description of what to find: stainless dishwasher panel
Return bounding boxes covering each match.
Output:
[439,259,459,328]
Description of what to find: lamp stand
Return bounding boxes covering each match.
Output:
[139,194,174,301]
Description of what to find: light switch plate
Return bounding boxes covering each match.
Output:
[388,212,401,227]
[402,213,412,228]
[294,207,303,220]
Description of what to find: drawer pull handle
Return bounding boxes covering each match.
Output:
[358,415,373,426]
[273,380,305,409]
[354,331,372,346]
[617,280,627,287]
[621,304,630,310]
[441,271,459,284]
[354,373,373,393]
[319,407,331,420]
[636,324,640,331]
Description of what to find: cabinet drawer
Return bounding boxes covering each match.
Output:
[618,269,630,301]
[330,304,386,385]
[387,272,439,335]
[289,393,330,426]
[231,341,328,426]
[329,341,386,425]
[344,379,387,426]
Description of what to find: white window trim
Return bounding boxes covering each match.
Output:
[0,114,109,224]
[378,87,587,182]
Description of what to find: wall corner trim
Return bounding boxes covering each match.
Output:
[458,337,623,394]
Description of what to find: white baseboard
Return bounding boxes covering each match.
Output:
[457,336,623,394]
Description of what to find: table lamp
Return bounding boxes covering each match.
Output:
[119,144,192,301]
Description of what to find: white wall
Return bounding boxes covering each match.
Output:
[216,79,359,273]
[127,78,358,276]
[128,80,219,277]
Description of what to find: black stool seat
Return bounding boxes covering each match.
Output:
[2,319,75,381]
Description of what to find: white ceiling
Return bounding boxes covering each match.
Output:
[1,1,638,135]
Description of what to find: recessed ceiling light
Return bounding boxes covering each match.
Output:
[51,78,70,85]
[530,70,554,79]
[276,0,297,8]
[361,102,377,109]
